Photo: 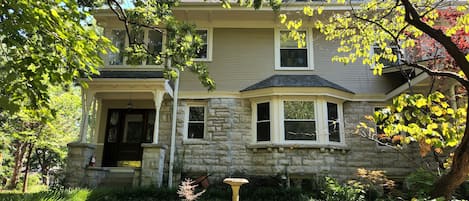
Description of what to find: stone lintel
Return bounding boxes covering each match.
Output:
[141,143,168,149]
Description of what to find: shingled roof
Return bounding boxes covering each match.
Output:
[240,75,354,93]
[91,71,164,79]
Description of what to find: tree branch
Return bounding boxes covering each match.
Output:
[403,61,469,87]
[401,0,469,79]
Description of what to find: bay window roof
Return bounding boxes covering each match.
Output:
[240,74,354,94]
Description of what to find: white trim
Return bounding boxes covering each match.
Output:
[183,102,208,142]
[104,28,166,68]
[274,28,314,70]
[193,28,213,62]
[251,96,345,146]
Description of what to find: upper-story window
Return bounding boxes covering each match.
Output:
[107,29,163,66]
[275,29,313,70]
[185,104,207,140]
[372,44,401,67]
[194,28,213,61]
[252,97,343,145]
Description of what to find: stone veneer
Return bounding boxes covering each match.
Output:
[156,98,426,186]
[65,143,95,187]
[141,143,167,187]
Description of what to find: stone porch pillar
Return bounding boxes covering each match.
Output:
[65,142,96,187]
[141,144,167,187]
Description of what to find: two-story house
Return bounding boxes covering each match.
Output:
[65,0,437,188]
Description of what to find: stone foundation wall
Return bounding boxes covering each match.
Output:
[156,98,424,185]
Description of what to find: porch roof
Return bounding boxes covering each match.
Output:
[240,75,354,94]
[91,71,164,79]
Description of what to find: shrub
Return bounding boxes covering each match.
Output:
[404,168,438,198]
[320,177,366,201]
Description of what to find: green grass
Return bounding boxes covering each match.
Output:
[0,186,316,201]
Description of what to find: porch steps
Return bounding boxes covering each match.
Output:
[99,168,136,188]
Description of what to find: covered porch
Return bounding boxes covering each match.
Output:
[65,71,173,188]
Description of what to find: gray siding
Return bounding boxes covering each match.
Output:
[179,28,402,94]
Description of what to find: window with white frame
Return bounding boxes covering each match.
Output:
[275,30,312,70]
[194,28,213,61]
[283,101,317,140]
[107,28,163,66]
[373,44,401,67]
[256,102,271,141]
[185,105,206,139]
[253,97,343,144]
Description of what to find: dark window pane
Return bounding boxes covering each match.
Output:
[109,30,126,65]
[284,121,316,140]
[257,102,270,121]
[196,30,208,59]
[147,30,163,65]
[188,123,204,139]
[374,46,400,67]
[257,122,270,141]
[327,102,340,142]
[280,49,308,67]
[328,122,340,142]
[189,107,205,121]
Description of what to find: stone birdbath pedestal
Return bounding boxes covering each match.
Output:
[223,178,249,201]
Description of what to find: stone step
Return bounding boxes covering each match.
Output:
[99,169,135,187]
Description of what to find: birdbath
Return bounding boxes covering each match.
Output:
[223,178,249,201]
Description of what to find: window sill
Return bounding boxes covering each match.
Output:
[183,139,211,145]
[246,143,350,153]
[274,66,314,71]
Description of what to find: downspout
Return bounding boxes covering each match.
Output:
[168,62,180,188]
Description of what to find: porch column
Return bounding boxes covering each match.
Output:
[79,89,95,143]
[92,97,102,144]
[152,91,165,144]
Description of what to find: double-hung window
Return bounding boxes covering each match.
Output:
[194,28,213,61]
[373,44,401,67]
[107,28,163,66]
[283,101,317,141]
[256,102,271,141]
[275,29,313,70]
[185,105,206,139]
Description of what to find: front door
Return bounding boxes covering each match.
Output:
[102,109,155,167]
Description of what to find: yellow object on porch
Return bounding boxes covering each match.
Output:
[117,161,141,168]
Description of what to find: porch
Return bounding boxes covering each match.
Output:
[65,71,173,188]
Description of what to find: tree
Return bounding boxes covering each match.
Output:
[0,87,80,191]
[85,0,216,90]
[279,0,469,198]
[0,0,112,112]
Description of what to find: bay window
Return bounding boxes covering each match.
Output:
[253,97,344,145]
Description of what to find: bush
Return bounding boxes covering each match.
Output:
[320,177,366,201]
[404,168,438,198]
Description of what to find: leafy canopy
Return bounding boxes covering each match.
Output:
[0,0,112,112]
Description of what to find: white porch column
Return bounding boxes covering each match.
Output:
[79,89,95,143]
[152,91,165,144]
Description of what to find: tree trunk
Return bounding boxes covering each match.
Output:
[6,142,27,190]
[431,96,469,199]
[22,142,35,193]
